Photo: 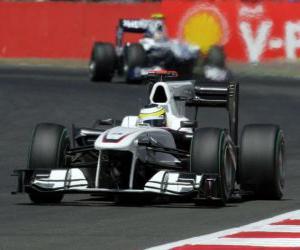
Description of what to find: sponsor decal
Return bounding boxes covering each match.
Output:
[238,4,300,62]
[102,132,132,143]
[122,19,163,31]
[179,4,229,54]
[163,0,300,62]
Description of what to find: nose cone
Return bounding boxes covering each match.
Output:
[94,127,140,150]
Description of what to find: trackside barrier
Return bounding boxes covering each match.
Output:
[0,2,161,58]
[1,1,300,62]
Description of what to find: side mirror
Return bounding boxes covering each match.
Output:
[93,118,114,128]
[137,137,151,146]
[93,119,122,128]
[180,120,197,128]
[98,118,114,125]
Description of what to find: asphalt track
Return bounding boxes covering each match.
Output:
[0,65,299,250]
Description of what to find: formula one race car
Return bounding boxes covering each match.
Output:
[13,71,285,206]
[89,17,226,83]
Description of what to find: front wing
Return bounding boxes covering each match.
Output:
[12,168,223,201]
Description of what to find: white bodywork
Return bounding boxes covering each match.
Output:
[32,80,202,195]
[145,171,202,195]
[149,81,194,132]
[139,38,199,61]
[33,169,88,190]
[33,169,202,195]
[120,80,194,131]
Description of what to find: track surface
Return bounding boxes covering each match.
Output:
[0,65,299,250]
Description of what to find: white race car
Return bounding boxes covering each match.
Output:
[13,71,285,206]
[89,18,228,83]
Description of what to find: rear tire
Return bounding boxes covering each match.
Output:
[206,45,226,68]
[239,124,285,199]
[28,123,70,204]
[190,128,236,205]
[89,42,116,82]
[177,60,196,80]
[124,43,147,83]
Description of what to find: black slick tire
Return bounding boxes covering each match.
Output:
[89,42,116,82]
[124,43,146,83]
[239,124,285,200]
[190,128,236,205]
[28,123,70,204]
[206,45,226,68]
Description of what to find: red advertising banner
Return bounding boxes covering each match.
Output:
[0,2,161,59]
[0,1,300,62]
[162,0,300,62]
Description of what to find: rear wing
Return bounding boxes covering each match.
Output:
[145,71,238,145]
[186,81,239,146]
[116,19,164,47]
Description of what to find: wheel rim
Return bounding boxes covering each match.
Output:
[222,144,235,198]
[123,63,128,73]
[89,61,96,77]
[277,141,285,192]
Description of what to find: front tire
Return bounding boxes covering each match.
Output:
[206,45,226,68]
[28,123,70,204]
[190,128,236,205]
[89,42,116,82]
[239,124,285,199]
[177,60,196,80]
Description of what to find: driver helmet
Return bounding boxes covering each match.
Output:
[151,13,165,20]
[137,104,167,127]
[144,13,167,41]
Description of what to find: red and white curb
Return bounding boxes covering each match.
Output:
[147,210,300,250]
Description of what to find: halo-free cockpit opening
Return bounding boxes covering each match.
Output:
[152,85,167,103]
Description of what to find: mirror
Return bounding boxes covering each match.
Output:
[180,120,197,128]
[98,118,113,125]
[137,137,151,146]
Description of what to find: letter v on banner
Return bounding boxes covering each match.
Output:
[239,21,273,63]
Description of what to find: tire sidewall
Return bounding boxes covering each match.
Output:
[90,42,116,82]
[273,130,285,198]
[190,128,236,203]
[27,123,70,203]
[239,125,285,199]
[219,133,236,202]
[28,123,70,170]
[124,43,147,83]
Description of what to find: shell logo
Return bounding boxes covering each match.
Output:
[179,5,229,54]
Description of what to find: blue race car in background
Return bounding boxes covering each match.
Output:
[89,16,226,83]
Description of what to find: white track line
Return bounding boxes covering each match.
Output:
[242,224,300,232]
[146,210,300,250]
